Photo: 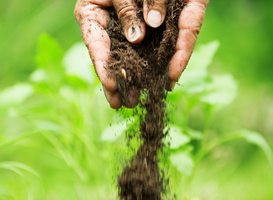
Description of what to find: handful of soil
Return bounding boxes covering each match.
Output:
[107,0,184,199]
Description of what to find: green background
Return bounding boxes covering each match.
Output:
[0,0,273,199]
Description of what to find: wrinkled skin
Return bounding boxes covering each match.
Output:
[74,0,210,109]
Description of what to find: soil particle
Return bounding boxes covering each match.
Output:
[106,0,184,199]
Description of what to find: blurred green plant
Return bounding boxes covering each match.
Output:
[0,34,272,200]
[103,41,273,199]
[166,41,272,174]
[0,33,119,200]
[163,41,273,199]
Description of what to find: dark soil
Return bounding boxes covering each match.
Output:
[106,0,184,199]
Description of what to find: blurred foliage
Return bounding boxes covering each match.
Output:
[0,34,112,199]
[0,0,79,86]
[1,0,273,199]
[0,34,272,199]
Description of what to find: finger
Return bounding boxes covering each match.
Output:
[143,0,167,28]
[169,0,210,90]
[103,86,123,109]
[112,0,146,43]
[74,0,117,92]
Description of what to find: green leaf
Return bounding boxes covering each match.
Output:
[0,83,33,107]
[29,69,47,82]
[237,130,273,165]
[101,123,126,143]
[101,119,134,142]
[187,128,203,140]
[170,152,194,176]
[206,130,273,165]
[200,74,238,106]
[178,41,220,94]
[65,76,89,90]
[165,125,191,149]
[62,42,95,85]
[176,40,238,109]
[36,33,64,69]
[187,40,220,71]
[177,72,212,94]
[35,33,64,88]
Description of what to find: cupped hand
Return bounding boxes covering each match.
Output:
[74,0,210,109]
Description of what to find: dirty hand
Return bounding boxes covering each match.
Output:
[74,0,210,109]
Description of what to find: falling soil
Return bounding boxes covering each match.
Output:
[107,0,184,199]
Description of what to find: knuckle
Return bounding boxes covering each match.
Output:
[74,2,96,23]
[187,1,207,10]
[74,2,109,28]
[74,2,81,21]
[182,25,201,41]
[117,5,137,24]
[190,25,201,38]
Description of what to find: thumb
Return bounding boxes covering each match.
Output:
[112,0,146,44]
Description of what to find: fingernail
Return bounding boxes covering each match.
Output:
[170,81,176,91]
[147,10,162,28]
[127,25,141,42]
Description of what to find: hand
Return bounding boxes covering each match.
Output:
[74,0,210,109]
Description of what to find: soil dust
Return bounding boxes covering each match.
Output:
[106,0,184,199]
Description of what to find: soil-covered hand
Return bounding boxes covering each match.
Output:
[74,0,210,109]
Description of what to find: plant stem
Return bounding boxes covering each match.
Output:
[181,97,199,127]
[190,105,214,181]
[201,104,214,149]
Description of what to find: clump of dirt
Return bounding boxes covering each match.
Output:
[107,0,184,199]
